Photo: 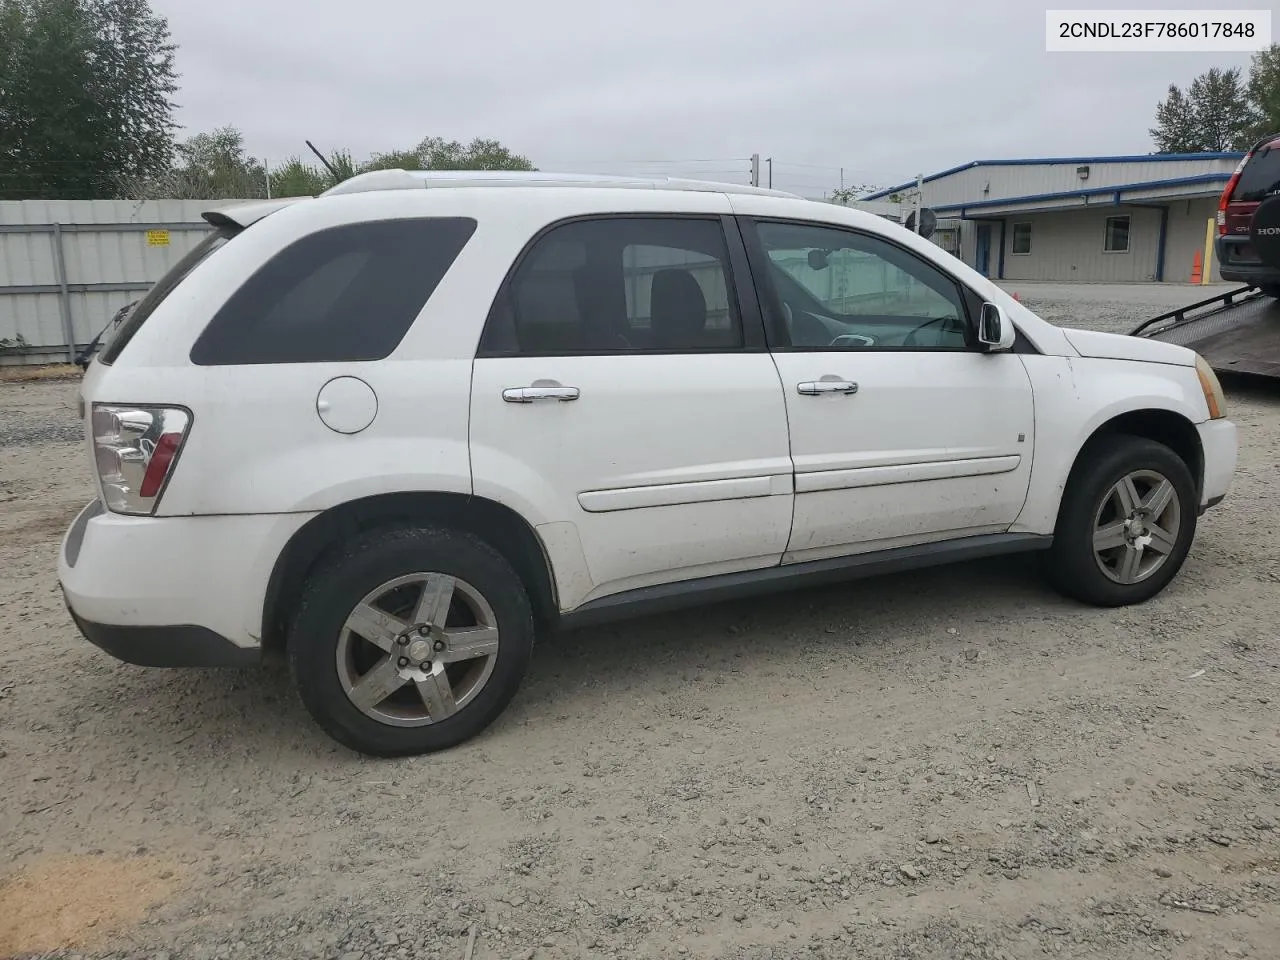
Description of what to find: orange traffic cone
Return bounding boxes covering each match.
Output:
[1190,250,1202,284]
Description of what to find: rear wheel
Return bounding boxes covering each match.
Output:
[287,526,535,757]
[1259,283,1280,300]
[1043,434,1197,607]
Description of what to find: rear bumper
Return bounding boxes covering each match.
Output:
[57,500,314,666]
[1197,418,1237,512]
[1215,236,1280,285]
[66,602,259,667]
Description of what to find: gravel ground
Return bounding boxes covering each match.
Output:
[997,281,1242,335]
[2,285,1278,960]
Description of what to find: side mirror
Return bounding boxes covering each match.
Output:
[807,248,831,270]
[978,302,1017,351]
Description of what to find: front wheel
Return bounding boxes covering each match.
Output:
[287,526,535,757]
[1043,434,1198,607]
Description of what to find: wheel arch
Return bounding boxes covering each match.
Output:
[1062,407,1205,513]
[260,492,560,653]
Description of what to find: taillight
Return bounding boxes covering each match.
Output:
[1217,156,1248,235]
[90,404,191,515]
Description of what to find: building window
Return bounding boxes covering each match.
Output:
[1104,215,1131,254]
[1011,222,1032,255]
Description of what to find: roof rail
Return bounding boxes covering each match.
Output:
[319,168,802,200]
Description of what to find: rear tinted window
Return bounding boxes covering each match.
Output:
[1232,141,1280,202]
[99,225,239,365]
[189,217,477,366]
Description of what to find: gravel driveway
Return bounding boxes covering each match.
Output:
[2,285,1278,960]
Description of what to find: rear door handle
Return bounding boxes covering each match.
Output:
[797,380,858,396]
[502,385,581,403]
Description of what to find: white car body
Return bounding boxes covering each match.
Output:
[56,172,1238,751]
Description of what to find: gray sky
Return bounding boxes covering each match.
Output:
[151,0,1261,197]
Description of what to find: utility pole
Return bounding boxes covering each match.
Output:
[840,167,844,191]
[914,172,924,234]
[750,154,760,187]
[767,157,773,189]
[265,157,272,199]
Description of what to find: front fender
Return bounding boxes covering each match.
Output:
[1012,355,1209,534]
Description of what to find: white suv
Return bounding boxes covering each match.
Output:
[59,170,1238,757]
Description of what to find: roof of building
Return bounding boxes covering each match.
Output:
[930,172,1233,217]
[860,152,1245,201]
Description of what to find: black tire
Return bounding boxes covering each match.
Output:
[287,525,535,757]
[1043,434,1198,607]
[1259,284,1280,300]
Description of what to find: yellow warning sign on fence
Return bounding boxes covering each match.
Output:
[146,229,170,247]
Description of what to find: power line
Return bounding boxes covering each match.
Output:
[771,160,873,174]
[770,160,843,171]
[544,157,751,166]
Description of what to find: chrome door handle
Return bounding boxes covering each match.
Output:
[797,380,858,395]
[502,385,581,403]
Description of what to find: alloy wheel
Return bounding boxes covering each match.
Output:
[335,572,500,727]
[1091,469,1182,585]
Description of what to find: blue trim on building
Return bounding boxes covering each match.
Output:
[998,220,1007,280]
[859,152,1244,201]
[1155,205,1169,282]
[966,216,1004,274]
[941,173,1231,216]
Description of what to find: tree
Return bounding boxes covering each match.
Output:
[362,148,422,172]
[365,135,536,172]
[269,157,327,198]
[129,132,349,199]
[321,147,363,183]
[0,0,177,199]
[829,184,881,205]
[1150,66,1254,152]
[0,0,102,197]
[1244,43,1280,143]
[123,128,538,200]
[159,125,267,199]
[1150,83,1199,153]
[1188,67,1254,151]
[94,0,178,185]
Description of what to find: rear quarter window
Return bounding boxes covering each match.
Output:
[189,217,477,366]
[1232,142,1280,202]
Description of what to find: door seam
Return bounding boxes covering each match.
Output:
[729,208,799,564]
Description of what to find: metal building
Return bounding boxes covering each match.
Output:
[861,153,1244,283]
[0,199,250,365]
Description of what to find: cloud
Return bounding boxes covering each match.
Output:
[151,0,1261,196]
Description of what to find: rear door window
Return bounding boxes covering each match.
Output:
[1232,141,1280,202]
[478,216,744,355]
[189,217,477,365]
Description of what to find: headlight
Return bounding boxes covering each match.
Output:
[1194,354,1226,420]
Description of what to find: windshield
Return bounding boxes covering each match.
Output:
[97,224,241,365]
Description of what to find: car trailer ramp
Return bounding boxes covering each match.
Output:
[1131,286,1280,380]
